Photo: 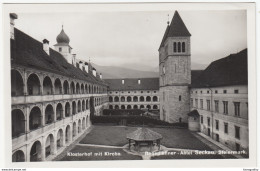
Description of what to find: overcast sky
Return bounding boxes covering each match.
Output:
[15,10,247,70]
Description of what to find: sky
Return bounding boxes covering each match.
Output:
[15,10,247,70]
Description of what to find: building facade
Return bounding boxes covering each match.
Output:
[159,11,191,123]
[11,14,109,162]
[158,11,248,153]
[105,78,160,110]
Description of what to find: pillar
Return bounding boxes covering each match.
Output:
[41,139,46,161]
[53,103,57,122]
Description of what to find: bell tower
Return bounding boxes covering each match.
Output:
[54,25,73,65]
[159,11,191,123]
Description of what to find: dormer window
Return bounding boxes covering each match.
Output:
[59,47,62,52]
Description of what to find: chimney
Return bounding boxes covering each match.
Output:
[93,68,96,77]
[85,62,89,73]
[72,54,76,66]
[122,79,124,84]
[79,61,83,70]
[100,73,102,79]
[138,79,141,84]
[43,39,50,55]
[10,13,18,40]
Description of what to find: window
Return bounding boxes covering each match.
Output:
[121,91,124,93]
[115,92,118,94]
[234,90,239,94]
[59,47,62,52]
[223,101,228,114]
[179,95,182,101]
[207,91,210,94]
[207,100,210,111]
[215,120,219,130]
[235,126,240,139]
[224,123,228,134]
[195,99,198,108]
[207,117,210,126]
[182,42,185,52]
[154,91,156,93]
[141,91,143,93]
[147,91,150,93]
[110,92,112,94]
[215,90,218,94]
[200,99,203,109]
[128,91,130,93]
[223,90,227,94]
[196,91,197,94]
[173,42,177,52]
[162,66,166,74]
[201,115,203,123]
[191,98,193,107]
[178,42,181,52]
[234,102,240,117]
[215,100,219,113]
[200,91,202,94]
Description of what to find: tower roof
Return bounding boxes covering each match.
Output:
[159,11,191,49]
[56,26,70,45]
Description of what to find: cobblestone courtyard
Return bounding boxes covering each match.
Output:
[55,125,236,161]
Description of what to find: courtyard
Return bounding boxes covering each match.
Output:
[55,125,236,161]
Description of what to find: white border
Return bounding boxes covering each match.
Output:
[0,2,257,168]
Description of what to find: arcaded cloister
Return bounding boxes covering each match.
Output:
[11,66,108,162]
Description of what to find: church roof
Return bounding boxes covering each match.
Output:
[104,78,159,91]
[11,28,107,86]
[159,11,191,49]
[191,49,248,88]
[126,127,162,141]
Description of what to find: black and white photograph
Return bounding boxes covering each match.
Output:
[1,2,258,168]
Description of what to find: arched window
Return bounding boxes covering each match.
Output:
[178,42,181,52]
[179,95,182,101]
[43,76,53,95]
[140,96,144,102]
[45,104,54,125]
[121,96,125,102]
[109,96,113,102]
[11,70,24,96]
[173,42,177,52]
[115,105,119,110]
[114,96,119,102]
[182,42,185,52]
[109,105,113,109]
[121,105,125,109]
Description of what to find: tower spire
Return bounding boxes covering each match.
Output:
[167,14,170,25]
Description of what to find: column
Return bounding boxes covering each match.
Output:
[53,131,57,155]
[25,106,30,133]
[41,104,45,127]
[26,144,31,162]
[41,139,46,161]
[53,103,57,122]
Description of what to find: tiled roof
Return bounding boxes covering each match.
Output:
[104,78,159,91]
[105,71,203,91]
[126,127,162,141]
[159,11,191,49]
[11,28,106,86]
[191,49,248,88]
